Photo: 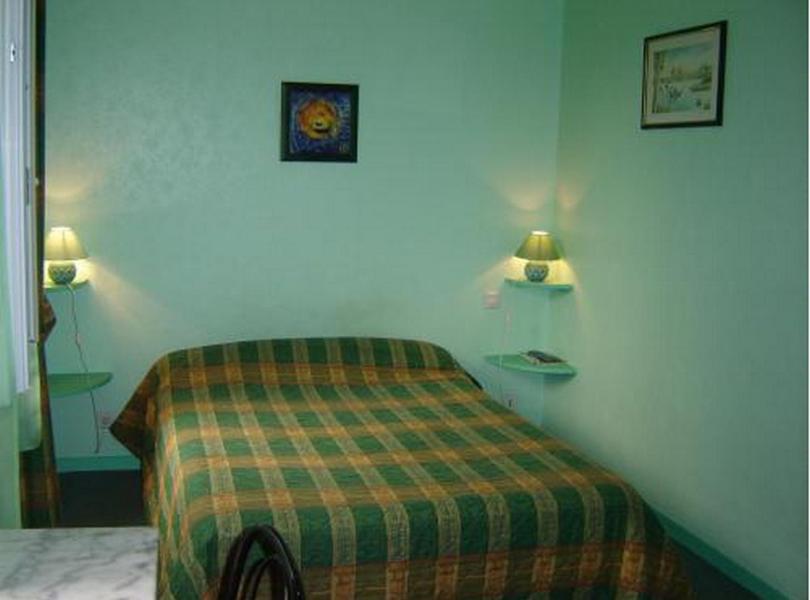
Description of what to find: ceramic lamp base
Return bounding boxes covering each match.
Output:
[524,261,549,282]
[48,261,77,285]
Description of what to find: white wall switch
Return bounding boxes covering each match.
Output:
[483,290,501,309]
[98,410,114,429]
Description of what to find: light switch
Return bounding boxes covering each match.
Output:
[483,290,501,309]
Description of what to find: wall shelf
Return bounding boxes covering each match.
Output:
[48,372,112,398]
[504,277,572,291]
[485,354,577,376]
[44,280,88,292]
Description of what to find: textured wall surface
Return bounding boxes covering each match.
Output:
[549,1,807,596]
[45,0,564,459]
[43,2,808,594]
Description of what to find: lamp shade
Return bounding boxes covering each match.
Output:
[514,230,559,261]
[44,227,87,261]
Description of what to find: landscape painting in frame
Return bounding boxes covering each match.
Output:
[281,82,358,162]
[641,21,727,128]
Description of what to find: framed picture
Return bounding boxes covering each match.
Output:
[280,82,359,162]
[641,21,727,129]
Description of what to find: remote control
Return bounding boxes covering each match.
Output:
[525,350,563,363]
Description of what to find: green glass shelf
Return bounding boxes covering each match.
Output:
[484,354,577,376]
[48,372,112,398]
[44,280,88,292]
[505,278,573,291]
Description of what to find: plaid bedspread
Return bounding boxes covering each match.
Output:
[111,337,691,599]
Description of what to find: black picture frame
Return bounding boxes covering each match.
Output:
[280,82,359,162]
[641,21,727,129]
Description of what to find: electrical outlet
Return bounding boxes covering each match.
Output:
[98,410,114,429]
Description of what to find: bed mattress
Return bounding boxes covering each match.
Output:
[111,337,690,599]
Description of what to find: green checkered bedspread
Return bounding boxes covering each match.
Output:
[111,337,691,599]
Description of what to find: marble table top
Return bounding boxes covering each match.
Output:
[0,527,157,599]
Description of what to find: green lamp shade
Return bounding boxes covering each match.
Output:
[45,226,87,285]
[514,230,559,282]
[44,226,87,261]
[514,230,560,261]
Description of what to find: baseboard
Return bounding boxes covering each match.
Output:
[655,510,787,600]
[57,455,139,472]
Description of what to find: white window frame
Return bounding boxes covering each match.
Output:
[1,0,37,400]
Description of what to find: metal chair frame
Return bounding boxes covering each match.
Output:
[218,525,306,600]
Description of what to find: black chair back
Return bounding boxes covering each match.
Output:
[218,525,306,600]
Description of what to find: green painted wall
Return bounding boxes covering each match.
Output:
[43,2,808,594]
[549,0,807,597]
[0,173,22,528]
[44,0,564,457]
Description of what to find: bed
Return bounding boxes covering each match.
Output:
[111,337,691,599]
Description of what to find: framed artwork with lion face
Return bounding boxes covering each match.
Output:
[281,82,359,162]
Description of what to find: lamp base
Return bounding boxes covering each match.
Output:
[524,261,549,282]
[48,261,77,285]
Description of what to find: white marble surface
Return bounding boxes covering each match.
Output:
[0,527,157,599]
